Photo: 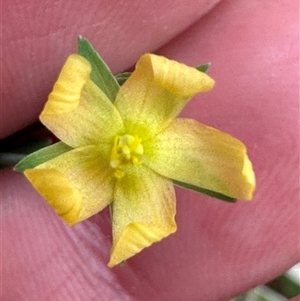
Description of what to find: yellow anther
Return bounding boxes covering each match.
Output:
[110,160,120,169]
[122,145,131,159]
[110,134,144,178]
[114,169,125,179]
[119,134,135,147]
[132,156,142,166]
[134,144,144,155]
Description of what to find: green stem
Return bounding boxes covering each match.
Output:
[0,153,25,168]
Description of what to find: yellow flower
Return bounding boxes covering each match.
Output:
[23,53,255,267]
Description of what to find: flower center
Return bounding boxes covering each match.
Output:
[110,134,144,178]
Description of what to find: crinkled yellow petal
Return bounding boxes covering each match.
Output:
[144,118,255,200]
[24,145,114,225]
[108,165,177,267]
[114,53,215,139]
[40,54,124,148]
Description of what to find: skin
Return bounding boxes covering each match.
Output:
[2,0,299,300]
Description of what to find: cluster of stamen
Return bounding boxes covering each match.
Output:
[110,134,144,178]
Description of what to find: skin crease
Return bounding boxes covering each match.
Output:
[1,0,299,301]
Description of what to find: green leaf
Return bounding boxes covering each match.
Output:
[172,179,237,202]
[266,274,300,298]
[115,72,132,86]
[195,63,211,73]
[77,36,120,102]
[15,142,72,172]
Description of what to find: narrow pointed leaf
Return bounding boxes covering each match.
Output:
[195,63,211,73]
[173,179,237,202]
[15,142,72,172]
[77,36,120,101]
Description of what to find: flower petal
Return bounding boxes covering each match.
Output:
[24,145,114,225]
[108,165,176,267]
[144,118,255,200]
[40,54,124,147]
[114,53,215,139]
